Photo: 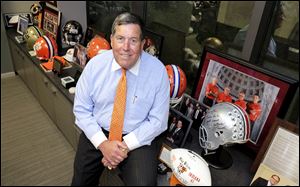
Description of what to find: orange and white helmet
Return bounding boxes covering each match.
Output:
[86,35,110,59]
[166,64,187,107]
[33,35,58,61]
[170,148,212,186]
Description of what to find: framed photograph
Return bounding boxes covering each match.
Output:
[143,28,164,59]
[251,117,299,173]
[251,164,298,186]
[73,44,88,69]
[42,4,61,40]
[82,27,106,47]
[192,47,298,148]
[17,15,29,35]
[174,93,209,130]
[158,143,173,167]
[164,107,193,148]
[3,12,33,28]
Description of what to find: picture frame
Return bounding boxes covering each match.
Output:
[17,15,29,35]
[143,28,164,59]
[251,117,299,173]
[251,164,298,186]
[41,4,61,40]
[73,44,88,69]
[192,47,298,149]
[174,93,209,130]
[164,107,193,148]
[158,143,173,167]
[3,12,33,28]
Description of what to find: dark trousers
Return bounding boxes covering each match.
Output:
[71,132,160,186]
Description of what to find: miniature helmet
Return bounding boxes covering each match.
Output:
[86,35,111,59]
[199,102,251,151]
[203,37,224,51]
[170,148,212,186]
[24,26,45,50]
[63,48,75,62]
[33,35,58,61]
[166,64,187,107]
[30,3,42,15]
[62,20,83,46]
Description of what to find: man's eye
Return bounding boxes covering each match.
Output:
[116,37,124,41]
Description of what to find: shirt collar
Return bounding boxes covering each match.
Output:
[111,57,140,76]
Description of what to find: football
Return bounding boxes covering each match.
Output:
[170,148,211,186]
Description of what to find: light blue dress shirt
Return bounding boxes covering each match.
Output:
[73,50,170,151]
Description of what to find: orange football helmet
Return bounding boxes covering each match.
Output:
[86,35,111,59]
[33,35,58,61]
[166,64,187,107]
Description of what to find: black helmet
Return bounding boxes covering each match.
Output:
[62,20,83,46]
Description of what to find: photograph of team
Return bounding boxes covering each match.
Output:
[197,59,280,143]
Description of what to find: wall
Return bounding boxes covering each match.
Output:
[1,1,36,74]
[1,1,87,74]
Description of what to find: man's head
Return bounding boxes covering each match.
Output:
[212,77,218,85]
[177,120,183,129]
[274,3,285,30]
[238,91,245,101]
[224,87,230,95]
[253,94,260,103]
[270,174,280,185]
[110,12,146,69]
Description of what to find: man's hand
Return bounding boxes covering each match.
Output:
[98,140,128,168]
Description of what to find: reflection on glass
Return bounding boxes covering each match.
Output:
[86,1,136,36]
[261,1,299,81]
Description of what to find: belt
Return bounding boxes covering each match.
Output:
[102,128,127,138]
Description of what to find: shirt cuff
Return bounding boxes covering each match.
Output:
[90,131,108,149]
[123,132,141,151]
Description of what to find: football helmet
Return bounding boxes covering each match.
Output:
[33,35,58,61]
[30,3,42,15]
[23,26,45,50]
[203,37,224,51]
[62,20,83,46]
[166,64,187,107]
[170,148,212,186]
[86,35,111,59]
[199,102,251,151]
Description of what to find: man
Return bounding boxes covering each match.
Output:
[168,116,177,135]
[167,120,185,147]
[234,91,247,111]
[203,77,219,107]
[216,86,232,103]
[250,174,280,186]
[71,12,170,186]
[247,94,262,126]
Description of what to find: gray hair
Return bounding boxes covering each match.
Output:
[111,12,145,40]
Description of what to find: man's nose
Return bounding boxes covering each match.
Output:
[122,39,130,50]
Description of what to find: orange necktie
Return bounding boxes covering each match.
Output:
[109,68,127,141]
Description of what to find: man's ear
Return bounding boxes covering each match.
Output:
[141,39,146,49]
[110,34,113,47]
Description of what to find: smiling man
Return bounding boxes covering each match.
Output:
[71,12,170,186]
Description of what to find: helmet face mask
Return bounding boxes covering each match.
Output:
[62,20,83,46]
[199,102,250,151]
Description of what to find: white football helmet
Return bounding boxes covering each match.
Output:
[170,148,212,186]
[199,102,251,151]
